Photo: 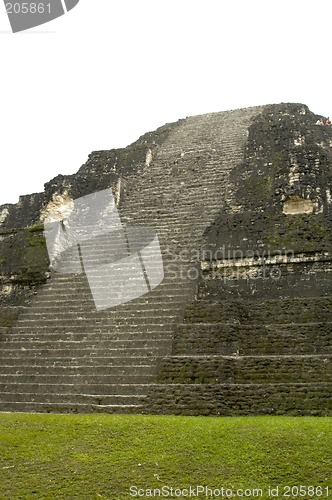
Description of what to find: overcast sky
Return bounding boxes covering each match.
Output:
[0,0,331,205]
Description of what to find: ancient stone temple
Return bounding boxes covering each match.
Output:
[0,103,331,415]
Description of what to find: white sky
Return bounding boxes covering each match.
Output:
[0,0,331,205]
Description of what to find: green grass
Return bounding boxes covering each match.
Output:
[0,414,331,499]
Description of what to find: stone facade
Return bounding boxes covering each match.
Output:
[0,103,331,415]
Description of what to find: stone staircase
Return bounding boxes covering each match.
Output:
[145,296,332,415]
[0,106,264,413]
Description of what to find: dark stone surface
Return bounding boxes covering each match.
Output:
[203,103,332,257]
[157,356,331,384]
[183,297,332,324]
[199,260,332,300]
[172,323,332,356]
[0,227,49,310]
[145,383,332,416]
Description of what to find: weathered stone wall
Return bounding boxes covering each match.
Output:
[172,323,332,356]
[156,356,331,384]
[203,103,332,268]
[199,104,332,300]
[199,259,332,299]
[145,384,331,416]
[0,227,49,321]
[183,297,332,324]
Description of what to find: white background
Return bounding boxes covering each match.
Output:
[0,0,331,205]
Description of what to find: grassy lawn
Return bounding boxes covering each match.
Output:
[0,414,330,499]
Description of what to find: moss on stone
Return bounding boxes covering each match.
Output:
[0,306,21,327]
[0,227,49,293]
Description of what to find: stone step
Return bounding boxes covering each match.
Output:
[147,155,243,166]
[14,316,180,326]
[0,364,157,376]
[15,310,183,321]
[121,195,230,205]
[31,278,191,291]
[0,373,156,384]
[20,301,187,313]
[33,289,190,301]
[41,227,205,245]
[0,392,146,405]
[0,356,160,366]
[16,302,187,318]
[26,290,189,304]
[10,325,174,335]
[32,277,190,287]
[17,306,186,318]
[1,339,171,355]
[4,325,173,340]
[30,289,190,302]
[25,299,187,311]
[10,325,175,335]
[0,347,170,358]
[6,326,142,338]
[8,323,172,341]
[10,327,176,339]
[0,382,151,395]
[43,220,215,239]
[0,402,144,414]
[123,189,231,200]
